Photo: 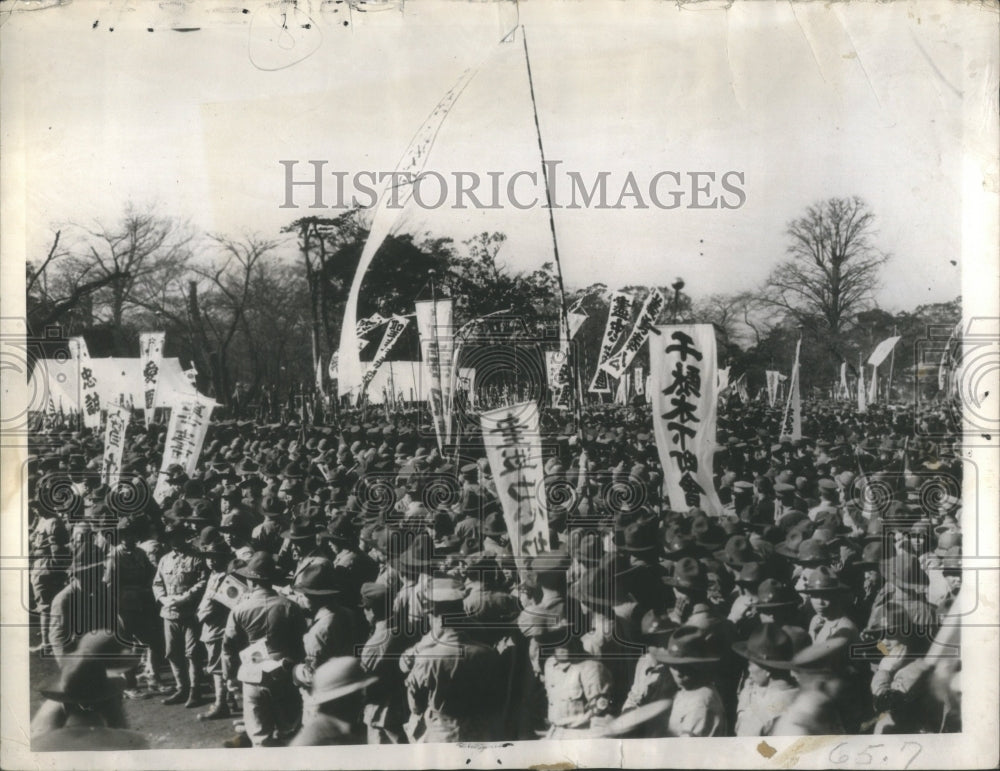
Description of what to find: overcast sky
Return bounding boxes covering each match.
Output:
[4,0,985,313]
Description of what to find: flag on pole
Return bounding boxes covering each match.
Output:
[338,66,480,397]
[100,402,129,488]
[70,337,102,429]
[153,392,217,503]
[480,401,550,566]
[360,315,410,399]
[839,362,849,399]
[868,364,879,404]
[650,324,723,515]
[765,370,780,407]
[589,290,633,393]
[780,339,802,440]
[600,288,666,379]
[857,354,868,413]
[139,332,165,426]
[356,313,389,337]
[568,309,588,339]
[415,299,454,451]
[717,366,730,395]
[868,336,901,367]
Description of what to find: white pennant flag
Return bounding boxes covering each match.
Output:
[338,66,480,397]
[868,364,879,404]
[100,402,130,488]
[650,325,723,514]
[480,401,550,567]
[139,332,165,426]
[415,299,454,451]
[590,290,633,393]
[568,310,588,339]
[765,370,779,407]
[857,354,868,413]
[780,339,802,441]
[600,288,666,379]
[839,361,849,399]
[867,335,901,368]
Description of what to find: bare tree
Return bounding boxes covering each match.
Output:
[763,197,890,336]
[64,204,194,327]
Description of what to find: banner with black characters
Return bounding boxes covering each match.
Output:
[589,290,633,393]
[650,324,723,514]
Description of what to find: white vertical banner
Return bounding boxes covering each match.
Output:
[589,290,633,393]
[337,65,480,397]
[650,325,723,515]
[634,366,644,395]
[153,393,218,503]
[414,299,454,451]
[765,370,779,407]
[600,288,665,379]
[70,336,102,429]
[568,310,588,339]
[360,315,410,399]
[139,332,165,426]
[101,402,130,488]
[839,362,849,399]
[614,372,628,404]
[480,401,549,564]
[857,354,868,413]
[868,364,879,404]
[780,339,802,441]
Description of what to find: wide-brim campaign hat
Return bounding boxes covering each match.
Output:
[755,578,800,609]
[234,550,281,582]
[731,623,798,670]
[663,557,708,592]
[714,534,757,569]
[293,560,343,595]
[798,565,850,594]
[651,625,723,665]
[281,517,318,541]
[790,637,850,673]
[588,699,672,738]
[38,658,120,705]
[309,658,378,706]
[189,526,230,555]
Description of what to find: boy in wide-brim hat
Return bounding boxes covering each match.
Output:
[731,623,803,736]
[798,566,859,644]
[651,625,728,737]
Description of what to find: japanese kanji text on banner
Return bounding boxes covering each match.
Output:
[100,402,130,488]
[139,332,165,426]
[480,401,550,565]
[153,393,218,503]
[650,324,723,515]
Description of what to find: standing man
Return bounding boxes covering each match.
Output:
[152,520,209,707]
[223,551,307,747]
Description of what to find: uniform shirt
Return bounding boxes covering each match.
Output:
[196,571,231,643]
[361,619,407,731]
[104,544,155,613]
[223,586,306,675]
[152,550,207,620]
[667,685,727,737]
[303,604,357,674]
[622,651,677,712]
[735,678,799,736]
[543,656,613,728]
[771,688,845,736]
[808,613,859,644]
[251,518,284,554]
[404,627,502,742]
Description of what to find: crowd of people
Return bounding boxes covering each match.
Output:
[27,397,964,748]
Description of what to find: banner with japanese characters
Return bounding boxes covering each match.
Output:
[480,401,549,566]
[139,332,165,426]
[589,290,633,393]
[356,312,388,337]
[650,325,723,515]
[69,336,102,429]
[153,392,217,503]
[415,299,454,450]
[600,288,665,379]
[634,366,644,395]
[779,339,802,441]
[100,402,130,488]
[857,353,868,413]
[360,315,409,398]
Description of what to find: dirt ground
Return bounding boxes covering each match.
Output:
[29,630,246,751]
